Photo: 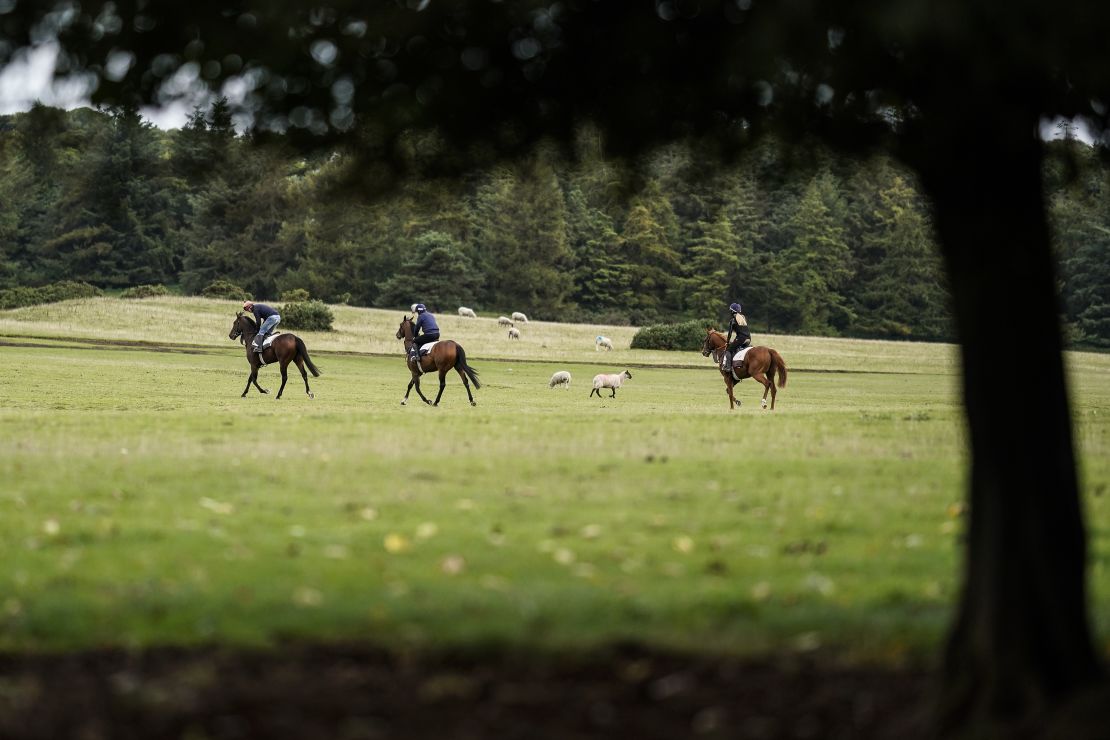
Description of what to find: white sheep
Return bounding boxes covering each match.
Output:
[511,311,529,323]
[590,370,632,398]
[498,316,514,327]
[458,306,477,318]
[595,335,613,351]
[508,327,521,340]
[548,370,572,389]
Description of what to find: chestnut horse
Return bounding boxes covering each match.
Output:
[229,312,320,399]
[396,315,480,406]
[701,328,788,410]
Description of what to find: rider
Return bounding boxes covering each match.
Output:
[243,300,281,353]
[409,303,440,375]
[722,301,751,375]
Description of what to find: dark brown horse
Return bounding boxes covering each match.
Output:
[396,315,480,406]
[229,312,320,399]
[702,328,788,410]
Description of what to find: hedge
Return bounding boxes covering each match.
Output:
[629,320,708,351]
[201,280,251,301]
[280,300,335,331]
[0,281,102,310]
[280,288,311,302]
[120,284,170,299]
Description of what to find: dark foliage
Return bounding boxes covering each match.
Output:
[279,300,335,332]
[119,284,170,299]
[0,281,101,310]
[200,280,251,301]
[630,321,709,351]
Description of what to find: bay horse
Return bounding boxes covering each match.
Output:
[228,312,320,399]
[396,315,480,406]
[701,328,788,410]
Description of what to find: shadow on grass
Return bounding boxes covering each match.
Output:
[0,643,933,739]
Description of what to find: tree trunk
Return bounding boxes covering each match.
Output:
[911,114,1103,735]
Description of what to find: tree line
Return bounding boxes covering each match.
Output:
[1,102,1106,346]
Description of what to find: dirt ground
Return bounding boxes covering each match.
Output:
[0,644,934,740]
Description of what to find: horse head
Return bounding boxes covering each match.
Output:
[396,315,416,341]
[702,327,725,357]
[229,312,244,342]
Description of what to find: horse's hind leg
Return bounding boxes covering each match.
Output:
[433,369,448,406]
[455,367,476,406]
[751,370,773,410]
[294,357,313,399]
[276,361,290,399]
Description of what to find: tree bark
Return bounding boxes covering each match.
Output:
[911,112,1103,735]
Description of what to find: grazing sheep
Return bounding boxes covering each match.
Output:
[548,370,572,389]
[511,311,529,323]
[590,370,632,398]
[595,335,613,351]
[498,316,514,327]
[458,306,477,318]
[508,327,521,340]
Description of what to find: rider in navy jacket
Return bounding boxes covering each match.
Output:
[410,303,440,374]
[243,300,281,353]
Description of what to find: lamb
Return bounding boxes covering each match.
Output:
[590,370,632,398]
[511,311,529,323]
[595,335,613,351]
[508,327,521,340]
[548,370,572,389]
[458,306,477,318]
[498,316,514,327]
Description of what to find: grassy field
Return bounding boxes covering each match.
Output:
[1,297,1108,665]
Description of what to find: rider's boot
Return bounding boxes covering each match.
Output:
[721,351,732,373]
[410,350,422,375]
[253,335,265,353]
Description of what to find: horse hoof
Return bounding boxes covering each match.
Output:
[308,393,315,400]
[400,399,407,406]
[761,400,768,409]
[470,401,476,407]
[260,389,269,394]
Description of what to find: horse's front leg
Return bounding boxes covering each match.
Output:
[724,374,738,410]
[245,357,268,395]
[413,375,432,405]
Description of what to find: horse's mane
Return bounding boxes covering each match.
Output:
[240,314,259,330]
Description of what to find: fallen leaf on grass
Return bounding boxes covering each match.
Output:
[199,498,234,515]
[384,533,410,553]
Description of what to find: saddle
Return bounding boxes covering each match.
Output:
[255,332,281,364]
[416,340,440,356]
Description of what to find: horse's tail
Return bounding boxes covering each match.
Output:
[455,344,481,389]
[769,349,787,388]
[295,336,321,377]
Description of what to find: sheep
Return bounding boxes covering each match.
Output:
[508,327,521,340]
[590,370,632,398]
[511,311,529,323]
[498,316,514,327]
[595,335,613,351]
[548,370,572,389]
[458,306,477,318]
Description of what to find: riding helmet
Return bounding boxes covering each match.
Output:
[414,303,427,313]
[728,302,742,313]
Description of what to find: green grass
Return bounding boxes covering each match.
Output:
[1,298,1108,664]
